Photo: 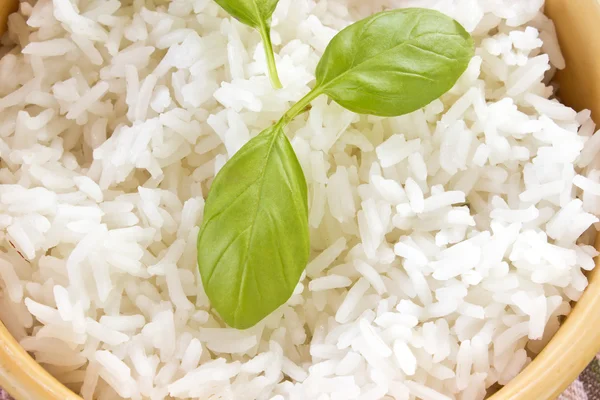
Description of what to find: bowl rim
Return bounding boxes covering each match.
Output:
[1,0,600,399]
[0,321,81,400]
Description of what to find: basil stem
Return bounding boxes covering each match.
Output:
[214,0,283,89]
[281,87,323,124]
[258,24,283,89]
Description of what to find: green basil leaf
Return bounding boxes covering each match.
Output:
[197,123,310,329]
[215,0,283,89]
[315,8,474,117]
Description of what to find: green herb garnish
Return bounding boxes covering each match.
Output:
[215,0,283,89]
[198,8,474,329]
[197,123,310,329]
[314,8,475,116]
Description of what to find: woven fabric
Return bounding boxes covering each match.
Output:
[577,357,600,400]
[0,360,599,399]
[560,378,589,400]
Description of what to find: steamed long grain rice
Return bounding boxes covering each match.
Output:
[0,0,598,399]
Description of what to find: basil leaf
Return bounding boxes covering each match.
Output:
[198,7,475,330]
[315,8,474,117]
[215,0,283,89]
[197,124,310,329]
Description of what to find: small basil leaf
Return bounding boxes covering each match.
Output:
[315,8,474,117]
[197,124,310,329]
[215,0,283,89]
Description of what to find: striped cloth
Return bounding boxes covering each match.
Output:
[559,356,600,400]
[0,359,599,399]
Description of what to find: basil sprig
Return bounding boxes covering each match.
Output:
[198,8,474,329]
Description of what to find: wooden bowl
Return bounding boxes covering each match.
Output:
[0,0,599,399]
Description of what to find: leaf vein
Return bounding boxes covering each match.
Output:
[274,145,294,193]
[250,0,268,40]
[233,127,281,325]
[349,11,391,69]
[201,176,261,228]
[414,31,465,40]
[275,241,291,289]
[204,224,253,288]
[364,68,436,82]
[406,42,455,61]
[264,209,290,289]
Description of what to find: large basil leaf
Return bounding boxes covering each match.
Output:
[315,8,474,117]
[215,0,282,88]
[197,124,310,329]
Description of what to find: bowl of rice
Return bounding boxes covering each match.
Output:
[1,0,600,399]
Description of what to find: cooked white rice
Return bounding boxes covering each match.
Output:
[0,0,599,399]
